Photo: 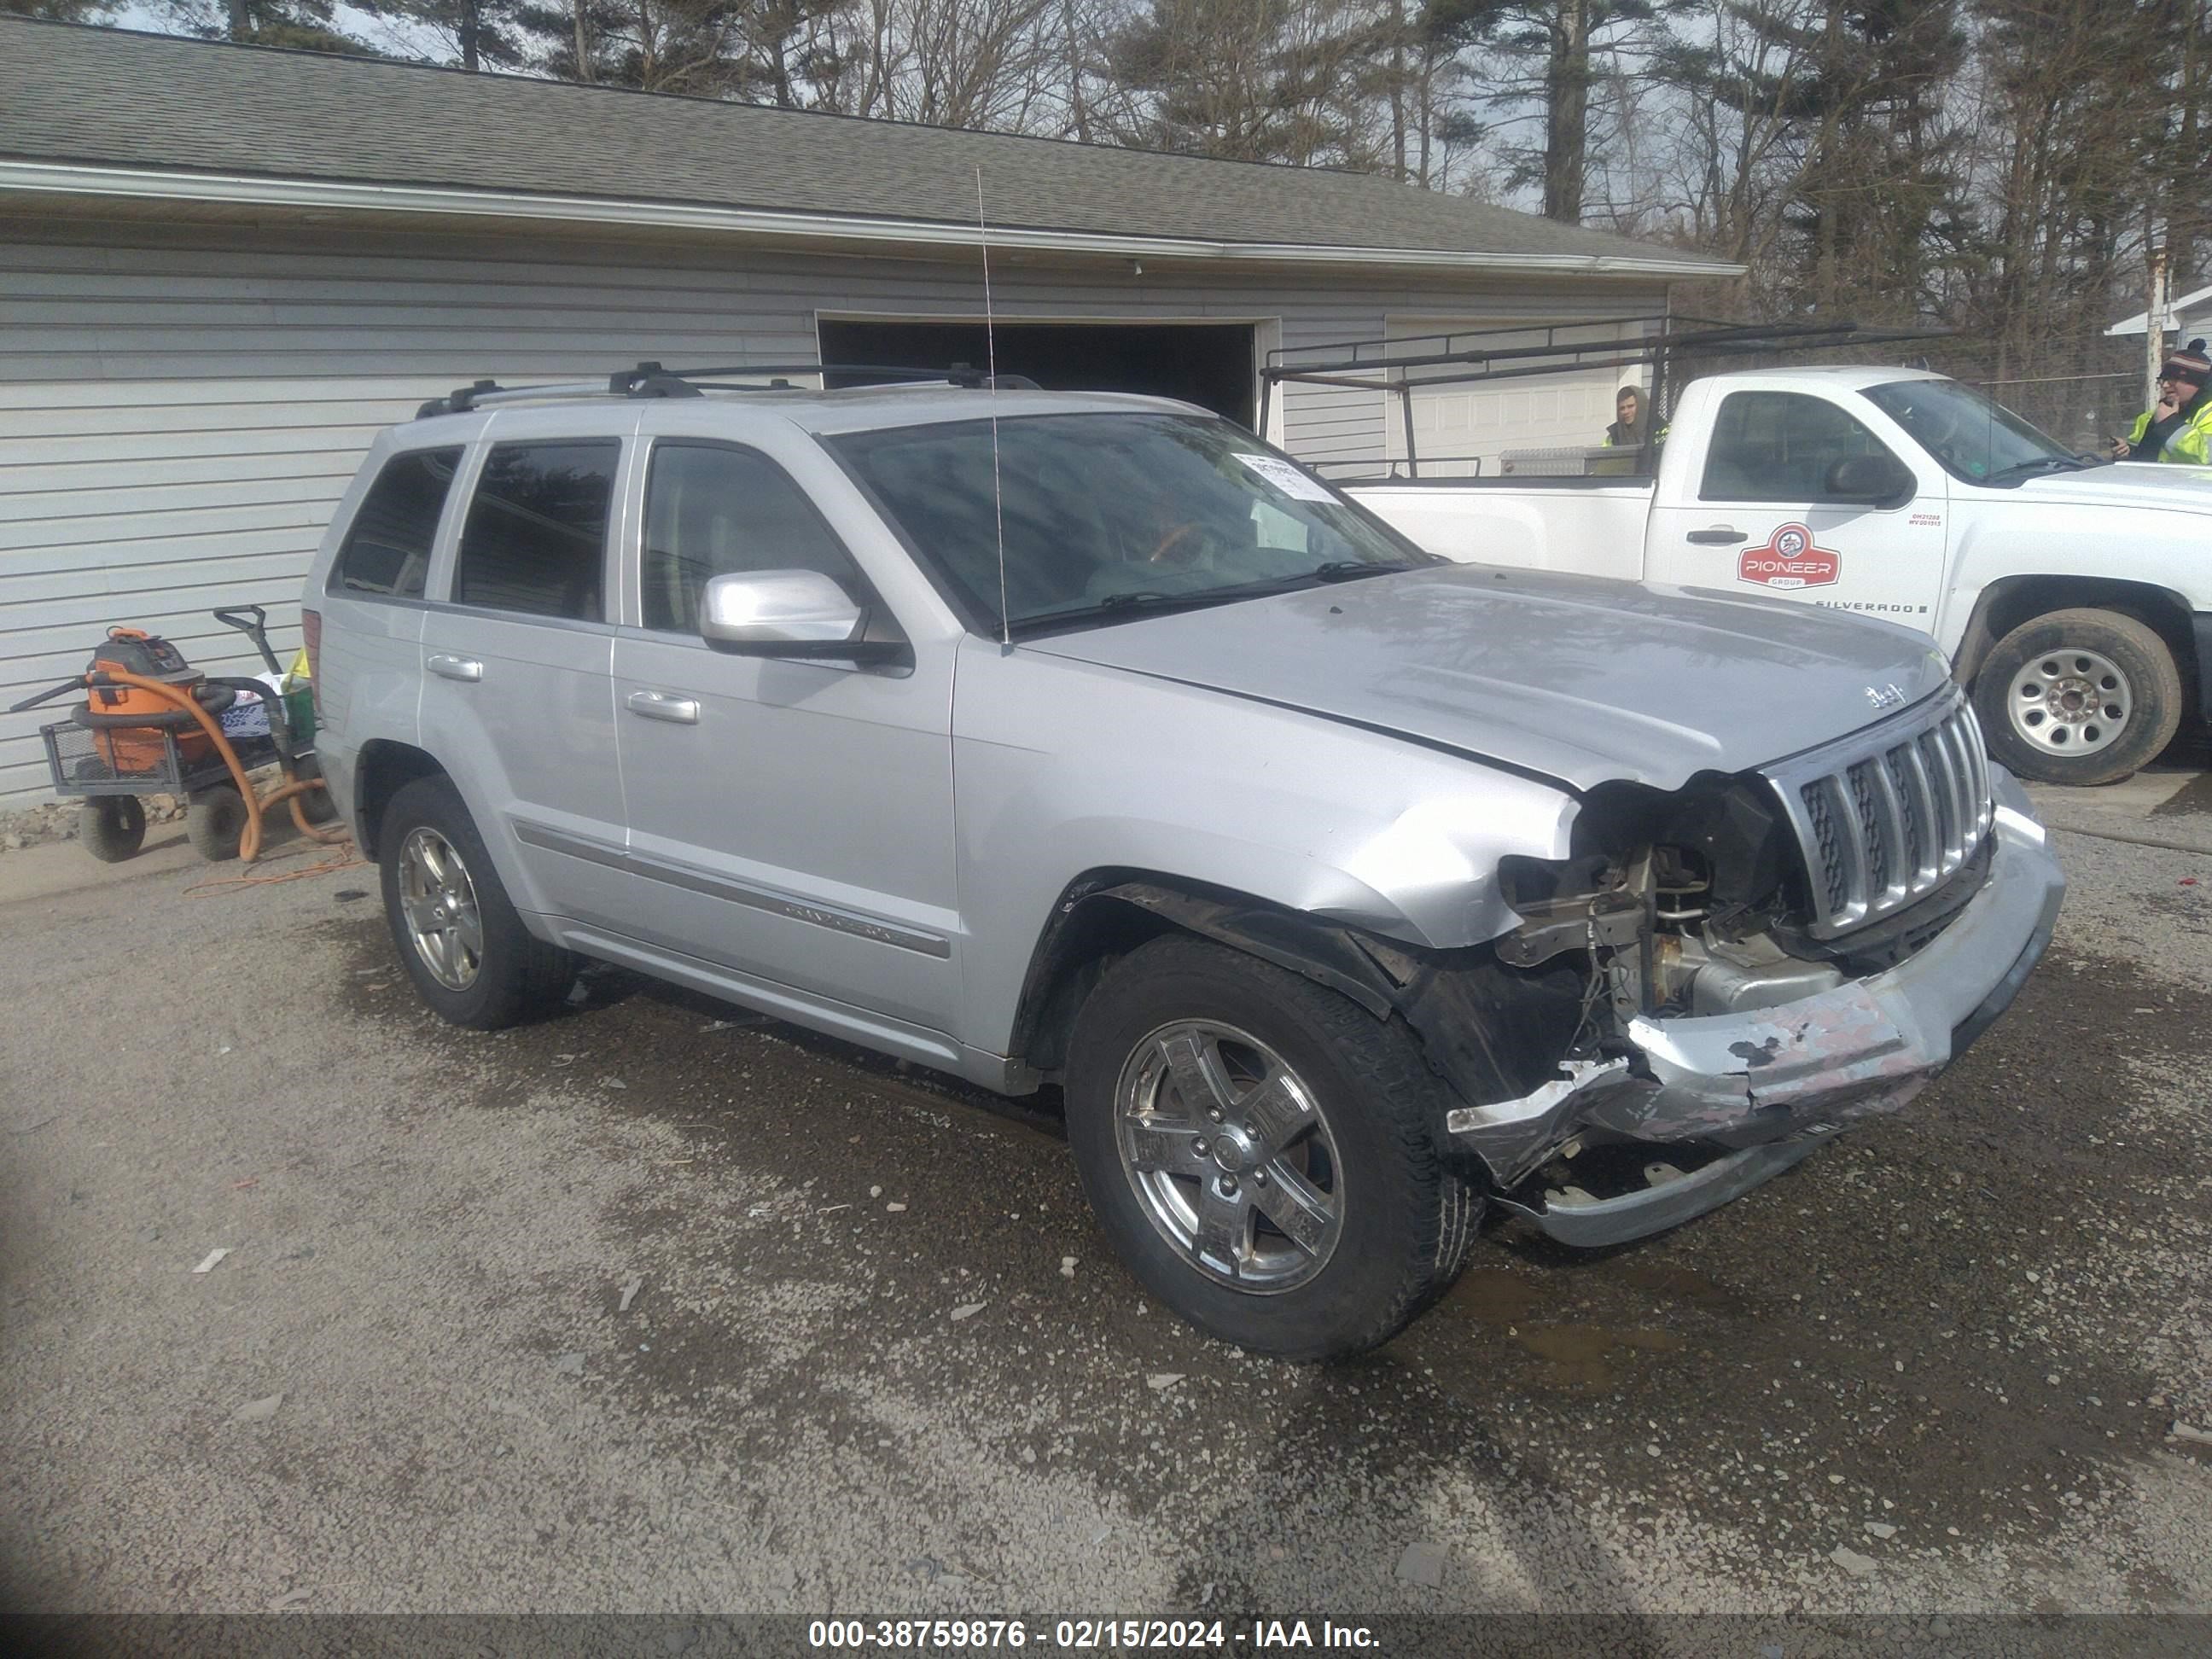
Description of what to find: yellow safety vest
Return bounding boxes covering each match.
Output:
[2126,399,2212,463]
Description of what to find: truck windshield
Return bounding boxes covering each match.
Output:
[1863,379,2081,486]
[827,412,1437,637]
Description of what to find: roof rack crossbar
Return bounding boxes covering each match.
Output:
[415,360,1044,417]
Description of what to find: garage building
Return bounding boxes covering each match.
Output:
[0,17,1736,806]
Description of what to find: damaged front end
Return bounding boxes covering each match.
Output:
[1428,688,2064,1248]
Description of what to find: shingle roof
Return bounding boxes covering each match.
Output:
[0,19,1730,272]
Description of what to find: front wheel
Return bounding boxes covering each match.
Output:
[79,797,146,863]
[1973,608,2182,787]
[377,774,576,1029]
[1064,935,1481,1360]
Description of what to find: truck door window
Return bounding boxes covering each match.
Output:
[641,442,864,633]
[329,446,461,600]
[453,439,619,621]
[1701,392,1897,504]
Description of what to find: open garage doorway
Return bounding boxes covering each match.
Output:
[818,318,1258,428]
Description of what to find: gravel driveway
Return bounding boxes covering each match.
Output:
[3,777,2209,1633]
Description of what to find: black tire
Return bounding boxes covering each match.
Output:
[79,797,145,863]
[1973,608,2183,787]
[185,784,247,862]
[377,773,576,1030]
[1064,934,1482,1360]
[293,755,340,826]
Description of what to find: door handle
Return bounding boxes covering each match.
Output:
[427,653,484,682]
[626,689,700,725]
[1685,527,1748,545]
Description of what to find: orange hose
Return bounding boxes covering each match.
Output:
[93,670,348,863]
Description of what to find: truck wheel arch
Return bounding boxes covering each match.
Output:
[1955,575,2198,703]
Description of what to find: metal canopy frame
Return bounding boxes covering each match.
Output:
[1259,315,1953,477]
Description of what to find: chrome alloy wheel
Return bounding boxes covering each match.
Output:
[398,826,484,991]
[1114,1020,1343,1293]
[2009,648,2132,756]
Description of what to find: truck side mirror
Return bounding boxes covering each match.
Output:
[1825,454,1915,505]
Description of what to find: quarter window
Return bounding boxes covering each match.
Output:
[329,447,461,600]
[453,439,620,621]
[1701,391,1900,504]
[641,443,860,633]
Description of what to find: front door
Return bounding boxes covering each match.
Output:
[609,439,960,1033]
[1646,387,1948,635]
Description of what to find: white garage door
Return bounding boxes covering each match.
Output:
[1383,317,1650,477]
[0,377,431,807]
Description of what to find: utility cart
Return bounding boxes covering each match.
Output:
[13,605,327,863]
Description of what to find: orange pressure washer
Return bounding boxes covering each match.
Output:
[12,606,348,866]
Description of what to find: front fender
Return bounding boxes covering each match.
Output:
[951,640,1578,1054]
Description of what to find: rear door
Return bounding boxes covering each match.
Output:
[608,433,960,1033]
[417,409,635,929]
[1645,387,1947,633]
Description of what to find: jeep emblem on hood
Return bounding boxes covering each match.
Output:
[1865,682,1906,711]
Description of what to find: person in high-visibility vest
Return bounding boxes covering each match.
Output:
[2113,340,2212,463]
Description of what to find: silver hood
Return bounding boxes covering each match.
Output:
[1023,564,1952,793]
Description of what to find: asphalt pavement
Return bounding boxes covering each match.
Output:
[2,761,2209,1626]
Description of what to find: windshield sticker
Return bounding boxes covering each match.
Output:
[1738,523,1839,590]
[1234,452,1337,502]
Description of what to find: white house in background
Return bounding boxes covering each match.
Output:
[0,17,1739,807]
[2106,280,2212,346]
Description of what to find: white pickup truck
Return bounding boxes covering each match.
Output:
[1348,365,2212,785]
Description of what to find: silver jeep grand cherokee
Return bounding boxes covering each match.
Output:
[303,367,2063,1359]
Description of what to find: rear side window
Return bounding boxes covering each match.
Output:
[453,439,619,621]
[330,447,461,600]
[641,442,860,633]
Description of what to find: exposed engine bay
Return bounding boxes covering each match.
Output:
[1493,773,1988,1036]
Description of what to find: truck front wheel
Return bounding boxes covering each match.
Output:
[1973,608,2182,786]
[1064,934,1482,1360]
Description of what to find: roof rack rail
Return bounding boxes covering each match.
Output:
[415,361,1044,418]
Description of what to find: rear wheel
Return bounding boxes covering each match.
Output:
[293,755,340,825]
[185,784,247,861]
[79,797,145,863]
[378,774,575,1029]
[1974,608,2182,786]
[1064,934,1482,1360]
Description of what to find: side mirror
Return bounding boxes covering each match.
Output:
[1825,453,1915,504]
[699,569,890,661]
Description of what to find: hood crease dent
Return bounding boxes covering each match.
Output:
[1023,566,1953,794]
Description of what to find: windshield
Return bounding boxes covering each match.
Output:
[826,412,1437,636]
[1863,379,2076,484]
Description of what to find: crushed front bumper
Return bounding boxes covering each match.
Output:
[1449,769,2064,1248]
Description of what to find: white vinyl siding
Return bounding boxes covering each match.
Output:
[0,213,1668,804]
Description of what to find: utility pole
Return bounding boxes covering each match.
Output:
[2146,234,2171,410]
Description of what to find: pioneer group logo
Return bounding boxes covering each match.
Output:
[1738,522,1839,589]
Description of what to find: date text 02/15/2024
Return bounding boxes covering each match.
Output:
[806,1619,1381,1650]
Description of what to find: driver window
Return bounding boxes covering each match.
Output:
[1702,391,1898,504]
[641,442,861,634]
